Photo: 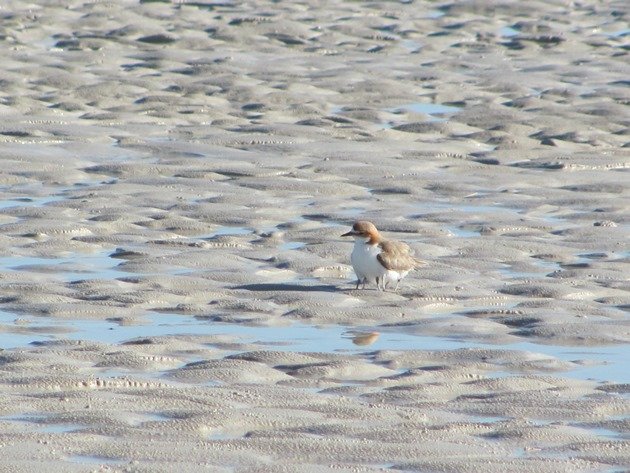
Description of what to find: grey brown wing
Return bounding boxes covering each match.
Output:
[377,241,422,270]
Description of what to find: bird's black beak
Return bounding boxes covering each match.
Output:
[341,230,358,237]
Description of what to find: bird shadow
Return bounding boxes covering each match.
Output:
[232,283,340,292]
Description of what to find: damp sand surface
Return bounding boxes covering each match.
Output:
[0,1,629,472]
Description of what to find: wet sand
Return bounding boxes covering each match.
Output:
[0,0,628,471]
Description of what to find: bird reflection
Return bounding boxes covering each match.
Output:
[344,331,380,346]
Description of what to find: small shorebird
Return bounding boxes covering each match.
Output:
[341,220,421,291]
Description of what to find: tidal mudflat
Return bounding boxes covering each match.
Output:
[0,1,628,471]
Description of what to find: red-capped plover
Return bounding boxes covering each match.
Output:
[342,220,421,291]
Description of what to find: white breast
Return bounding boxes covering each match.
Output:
[351,241,387,283]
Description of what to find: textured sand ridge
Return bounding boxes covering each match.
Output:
[0,0,628,471]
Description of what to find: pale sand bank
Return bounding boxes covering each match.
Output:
[0,0,628,471]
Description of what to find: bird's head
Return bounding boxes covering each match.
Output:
[341,221,380,243]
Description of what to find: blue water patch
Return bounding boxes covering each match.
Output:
[487,341,630,384]
[499,260,562,279]
[198,226,253,239]
[0,252,135,282]
[427,10,445,19]
[389,102,461,123]
[572,424,628,440]
[0,196,64,210]
[605,28,629,38]
[401,39,422,52]
[329,101,461,129]
[445,226,481,238]
[397,102,461,116]
[500,26,520,37]
[279,241,306,251]
[2,308,627,384]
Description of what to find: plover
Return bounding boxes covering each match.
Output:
[342,220,421,291]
